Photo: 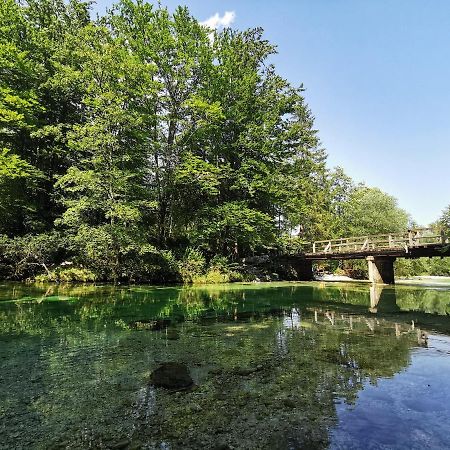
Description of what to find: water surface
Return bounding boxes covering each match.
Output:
[1,281,450,449]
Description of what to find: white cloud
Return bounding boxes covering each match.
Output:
[200,11,236,30]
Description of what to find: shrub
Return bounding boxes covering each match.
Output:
[178,248,206,283]
[136,249,181,284]
[208,255,230,272]
[192,269,230,284]
[0,232,67,279]
[276,235,309,255]
[229,271,245,282]
[333,267,348,276]
[35,267,97,283]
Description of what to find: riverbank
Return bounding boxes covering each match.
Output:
[315,274,450,286]
[397,276,450,287]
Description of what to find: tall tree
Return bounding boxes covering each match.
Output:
[54,21,156,279]
[439,204,450,231]
[342,185,410,236]
[0,0,91,234]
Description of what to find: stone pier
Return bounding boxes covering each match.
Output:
[367,256,396,284]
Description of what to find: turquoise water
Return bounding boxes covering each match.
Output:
[1,281,450,449]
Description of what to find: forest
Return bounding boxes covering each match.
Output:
[1,0,449,283]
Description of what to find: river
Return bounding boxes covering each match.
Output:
[1,281,450,449]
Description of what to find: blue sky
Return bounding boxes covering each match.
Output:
[93,0,450,225]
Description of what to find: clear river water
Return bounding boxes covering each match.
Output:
[1,281,450,449]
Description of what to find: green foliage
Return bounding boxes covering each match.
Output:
[193,202,275,257]
[68,227,182,283]
[35,267,97,283]
[189,255,237,284]
[428,258,450,276]
[208,255,230,272]
[174,152,223,201]
[1,0,437,283]
[339,260,369,279]
[177,248,206,283]
[0,232,66,279]
[228,271,245,282]
[173,250,237,284]
[0,148,37,180]
[324,180,413,279]
[396,258,450,278]
[276,235,310,255]
[439,204,450,232]
[0,148,42,232]
[342,186,410,236]
[192,269,230,285]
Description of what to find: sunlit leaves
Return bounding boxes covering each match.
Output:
[0,148,38,180]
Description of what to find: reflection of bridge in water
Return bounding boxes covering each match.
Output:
[280,287,427,346]
[291,228,450,284]
[278,285,441,346]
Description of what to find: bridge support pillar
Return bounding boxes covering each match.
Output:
[367,256,396,284]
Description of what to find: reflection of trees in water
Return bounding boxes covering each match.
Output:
[310,282,450,316]
[0,281,443,335]
[2,281,450,338]
[306,308,415,378]
[0,283,424,449]
[395,287,450,315]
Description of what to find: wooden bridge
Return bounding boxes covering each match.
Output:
[308,228,449,259]
[295,228,450,284]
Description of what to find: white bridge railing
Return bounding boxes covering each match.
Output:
[311,227,449,255]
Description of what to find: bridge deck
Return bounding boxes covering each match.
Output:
[305,228,449,260]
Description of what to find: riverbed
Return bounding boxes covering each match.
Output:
[1,281,450,449]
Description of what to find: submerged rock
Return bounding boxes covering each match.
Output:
[150,362,193,390]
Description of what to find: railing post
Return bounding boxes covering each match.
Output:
[361,238,369,250]
[313,242,316,253]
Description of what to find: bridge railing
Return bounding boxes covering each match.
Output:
[311,227,448,255]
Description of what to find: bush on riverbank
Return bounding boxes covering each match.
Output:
[35,267,97,283]
[0,233,67,281]
[0,234,239,284]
